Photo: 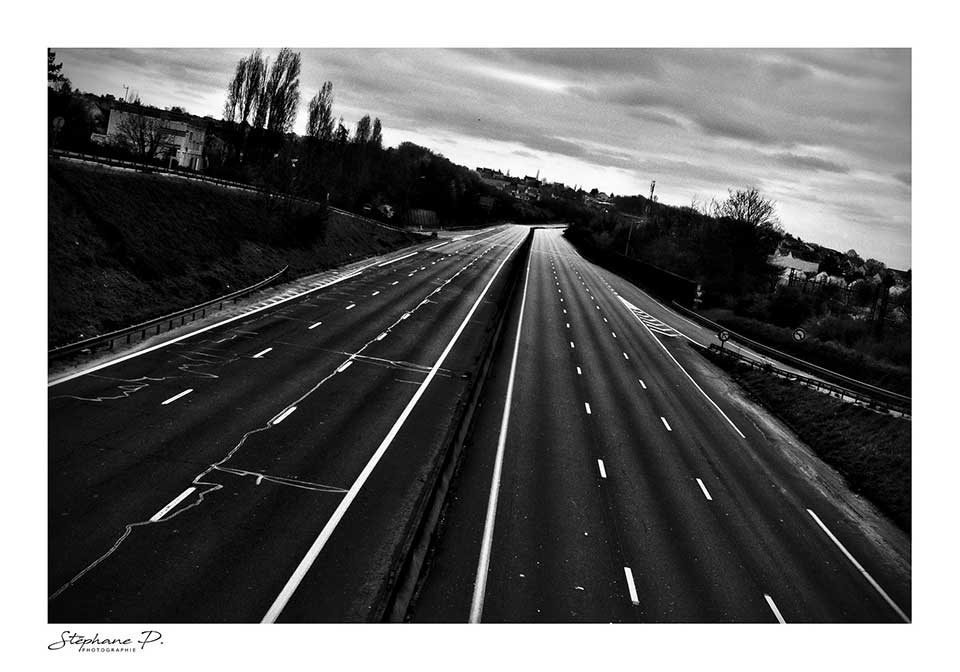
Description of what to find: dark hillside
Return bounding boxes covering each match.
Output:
[48,159,422,347]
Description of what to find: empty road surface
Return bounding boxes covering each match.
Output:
[48,224,527,622]
[409,227,911,623]
[48,224,910,623]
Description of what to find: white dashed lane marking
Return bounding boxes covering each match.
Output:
[696,478,713,500]
[308,321,323,330]
[161,388,193,405]
[253,348,272,359]
[661,416,672,431]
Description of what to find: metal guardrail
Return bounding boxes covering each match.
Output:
[51,149,412,234]
[49,266,288,361]
[671,301,911,411]
[703,344,909,417]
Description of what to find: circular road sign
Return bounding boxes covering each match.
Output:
[793,328,806,342]
[718,330,730,342]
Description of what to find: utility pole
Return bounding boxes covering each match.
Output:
[122,84,129,102]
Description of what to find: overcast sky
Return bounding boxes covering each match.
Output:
[55,48,911,268]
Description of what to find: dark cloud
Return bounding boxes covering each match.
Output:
[695,115,779,146]
[774,153,850,174]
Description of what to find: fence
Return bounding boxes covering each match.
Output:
[702,344,909,417]
[671,301,911,413]
[49,266,288,362]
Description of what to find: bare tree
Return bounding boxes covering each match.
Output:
[370,117,383,149]
[306,81,335,142]
[264,48,302,134]
[115,105,172,160]
[712,187,780,229]
[712,187,784,255]
[353,114,371,144]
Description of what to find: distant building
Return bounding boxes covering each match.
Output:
[769,252,819,274]
[476,167,510,191]
[105,103,207,170]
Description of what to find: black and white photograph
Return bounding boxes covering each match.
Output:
[19,1,956,668]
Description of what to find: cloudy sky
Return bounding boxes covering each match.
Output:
[55,48,911,268]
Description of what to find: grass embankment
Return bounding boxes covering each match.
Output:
[708,353,910,532]
[49,159,422,347]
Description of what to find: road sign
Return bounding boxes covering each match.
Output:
[52,117,65,130]
[793,328,806,342]
[718,330,730,342]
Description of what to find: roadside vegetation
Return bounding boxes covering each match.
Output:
[565,187,911,395]
[707,354,910,533]
[48,159,421,347]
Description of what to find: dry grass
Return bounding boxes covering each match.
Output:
[49,159,421,346]
[711,355,911,533]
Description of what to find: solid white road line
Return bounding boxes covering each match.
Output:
[661,416,672,431]
[623,567,640,605]
[161,388,193,405]
[469,239,533,625]
[618,296,746,439]
[271,406,298,425]
[149,487,196,522]
[345,303,356,310]
[264,234,528,624]
[639,379,647,389]
[308,321,323,330]
[377,251,418,267]
[252,348,272,359]
[597,459,607,478]
[376,332,388,341]
[696,478,713,500]
[806,508,910,622]
[585,402,592,415]
[764,594,786,623]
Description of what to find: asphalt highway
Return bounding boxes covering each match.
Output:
[410,228,911,623]
[48,224,529,622]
